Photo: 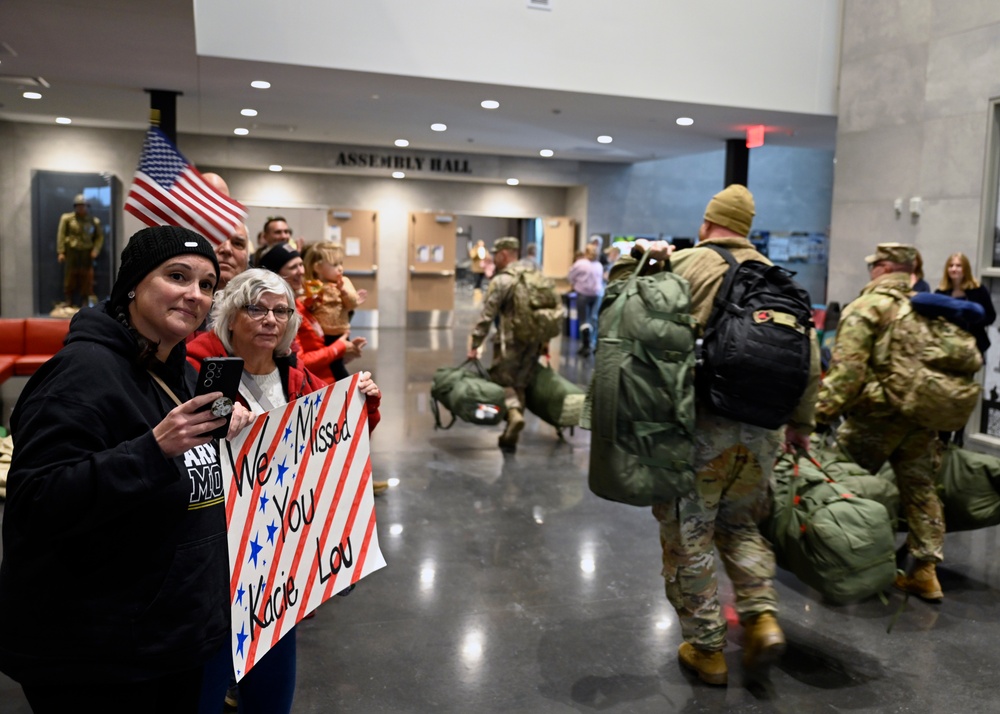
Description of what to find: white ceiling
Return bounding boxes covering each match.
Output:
[0,0,837,164]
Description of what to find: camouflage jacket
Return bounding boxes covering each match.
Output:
[470,264,538,356]
[815,271,912,422]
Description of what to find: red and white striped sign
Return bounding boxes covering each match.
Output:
[220,375,385,679]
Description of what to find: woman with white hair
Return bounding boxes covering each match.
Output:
[187,269,381,714]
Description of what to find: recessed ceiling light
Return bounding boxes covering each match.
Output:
[55,117,72,125]
[234,128,249,136]
[23,91,41,100]
[597,135,613,144]
[392,171,405,179]
[539,149,554,157]
[431,123,447,132]
[676,117,694,126]
[269,164,282,172]
[250,80,270,89]
[394,139,409,147]
[481,100,500,109]
[241,108,258,117]
[506,178,519,186]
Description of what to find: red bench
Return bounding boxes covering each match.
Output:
[0,318,72,383]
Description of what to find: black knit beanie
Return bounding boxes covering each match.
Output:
[109,226,220,312]
[257,242,300,274]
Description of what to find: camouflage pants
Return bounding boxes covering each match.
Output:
[652,411,783,651]
[837,413,943,562]
[488,340,541,412]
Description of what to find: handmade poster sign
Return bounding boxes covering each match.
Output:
[220,374,385,680]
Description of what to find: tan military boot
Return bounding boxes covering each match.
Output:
[677,642,728,686]
[894,560,943,602]
[498,408,525,450]
[742,613,786,669]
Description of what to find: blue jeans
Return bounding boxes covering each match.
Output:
[199,626,298,714]
[577,293,600,346]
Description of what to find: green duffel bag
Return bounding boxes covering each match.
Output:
[808,439,901,530]
[935,443,1000,532]
[525,361,585,428]
[430,359,507,429]
[581,249,697,506]
[833,440,1000,534]
[764,452,897,605]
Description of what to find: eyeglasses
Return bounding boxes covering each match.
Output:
[243,304,295,321]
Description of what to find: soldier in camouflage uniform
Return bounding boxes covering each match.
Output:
[622,185,821,686]
[467,237,544,451]
[57,194,104,307]
[816,242,945,603]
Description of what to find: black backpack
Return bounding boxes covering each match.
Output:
[698,243,813,429]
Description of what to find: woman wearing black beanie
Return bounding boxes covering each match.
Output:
[0,225,253,713]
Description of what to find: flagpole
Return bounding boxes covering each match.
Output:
[150,108,160,128]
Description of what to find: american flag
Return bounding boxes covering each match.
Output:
[125,126,247,246]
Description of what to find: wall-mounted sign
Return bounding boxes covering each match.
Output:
[335,152,473,175]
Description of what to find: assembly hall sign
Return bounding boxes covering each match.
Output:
[220,374,385,680]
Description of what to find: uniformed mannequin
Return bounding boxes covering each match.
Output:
[56,194,104,307]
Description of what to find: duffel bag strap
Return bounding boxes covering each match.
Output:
[468,357,491,380]
[430,396,457,430]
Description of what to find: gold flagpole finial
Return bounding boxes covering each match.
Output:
[150,109,161,127]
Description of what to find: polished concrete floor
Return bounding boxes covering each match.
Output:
[3,290,1000,713]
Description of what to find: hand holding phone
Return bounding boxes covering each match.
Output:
[195,356,244,438]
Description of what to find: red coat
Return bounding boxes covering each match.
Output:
[186,331,381,432]
[293,298,347,385]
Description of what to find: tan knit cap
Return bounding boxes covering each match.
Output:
[704,184,755,236]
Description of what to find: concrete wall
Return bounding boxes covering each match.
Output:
[829,1,1000,305]
[584,146,835,240]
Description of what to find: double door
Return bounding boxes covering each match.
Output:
[407,212,456,327]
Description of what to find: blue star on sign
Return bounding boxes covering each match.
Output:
[283,425,292,443]
[314,393,323,407]
[235,583,246,606]
[258,491,269,513]
[248,535,263,567]
[276,457,289,486]
[236,624,248,657]
[267,520,278,544]
[299,443,306,456]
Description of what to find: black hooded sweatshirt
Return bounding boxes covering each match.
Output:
[0,303,229,684]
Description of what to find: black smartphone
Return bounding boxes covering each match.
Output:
[195,356,244,438]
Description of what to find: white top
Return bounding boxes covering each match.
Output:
[239,368,286,415]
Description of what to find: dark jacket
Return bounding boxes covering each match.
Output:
[935,284,997,354]
[0,304,230,685]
